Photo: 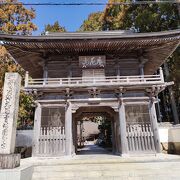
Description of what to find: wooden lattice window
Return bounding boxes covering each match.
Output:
[82,69,105,78]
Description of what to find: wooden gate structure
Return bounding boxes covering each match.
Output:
[0,30,179,157]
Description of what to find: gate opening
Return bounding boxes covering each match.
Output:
[74,107,116,155]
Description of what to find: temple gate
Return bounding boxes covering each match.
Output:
[0,30,179,157]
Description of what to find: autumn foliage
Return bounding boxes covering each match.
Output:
[0,0,37,129]
[0,0,37,34]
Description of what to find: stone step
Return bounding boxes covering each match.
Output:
[32,162,180,180]
[32,170,180,180]
[28,154,180,167]
[32,170,180,179]
[34,161,180,172]
[30,155,180,180]
[33,176,180,180]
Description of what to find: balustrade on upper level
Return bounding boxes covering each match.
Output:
[24,67,165,90]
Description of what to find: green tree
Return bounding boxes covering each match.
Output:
[43,21,66,33]
[80,1,179,32]
[102,0,131,30]
[79,0,180,122]
[0,0,37,129]
[126,3,179,32]
[79,12,103,31]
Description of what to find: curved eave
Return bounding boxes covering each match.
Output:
[0,29,180,41]
[0,29,180,78]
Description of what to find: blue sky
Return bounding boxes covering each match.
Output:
[21,0,107,35]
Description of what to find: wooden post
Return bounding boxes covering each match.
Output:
[43,60,48,86]
[111,119,116,154]
[156,96,162,123]
[32,103,42,156]
[149,99,161,153]
[65,101,73,156]
[114,113,120,154]
[73,118,78,154]
[80,120,82,147]
[43,60,48,79]
[159,67,164,83]
[140,65,144,76]
[25,71,29,87]
[118,100,128,155]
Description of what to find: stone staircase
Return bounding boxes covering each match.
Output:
[30,154,180,180]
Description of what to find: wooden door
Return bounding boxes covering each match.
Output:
[38,107,66,156]
[125,104,156,153]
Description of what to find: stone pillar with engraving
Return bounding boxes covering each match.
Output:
[0,73,21,169]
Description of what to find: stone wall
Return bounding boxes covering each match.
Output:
[15,130,33,158]
[16,130,33,147]
[159,124,180,154]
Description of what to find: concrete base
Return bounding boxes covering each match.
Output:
[0,154,20,169]
[0,164,33,180]
[29,154,180,180]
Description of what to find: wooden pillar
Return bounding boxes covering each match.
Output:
[65,102,73,156]
[159,67,164,83]
[32,103,42,156]
[116,61,120,76]
[72,114,76,154]
[25,71,29,87]
[74,118,78,154]
[119,101,128,155]
[111,119,116,154]
[43,60,48,79]
[156,96,162,123]
[115,113,120,154]
[139,65,144,75]
[149,99,161,153]
[43,60,48,86]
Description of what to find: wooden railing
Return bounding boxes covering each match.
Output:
[25,69,164,88]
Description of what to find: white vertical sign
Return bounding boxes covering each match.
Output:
[0,73,21,154]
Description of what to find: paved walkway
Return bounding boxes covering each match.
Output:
[77,141,111,155]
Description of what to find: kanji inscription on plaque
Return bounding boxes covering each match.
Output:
[79,56,106,68]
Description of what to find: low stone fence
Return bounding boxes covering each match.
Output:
[159,123,180,154]
[16,130,33,157]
